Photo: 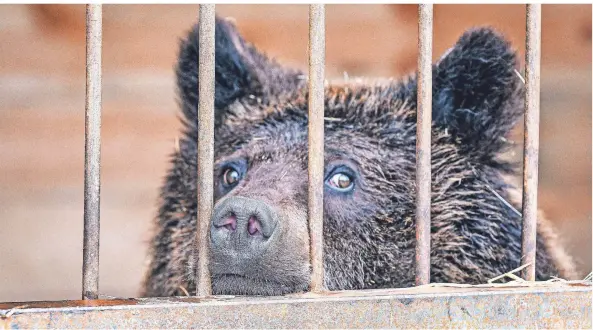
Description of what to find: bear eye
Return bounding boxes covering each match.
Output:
[222,167,241,187]
[327,172,354,192]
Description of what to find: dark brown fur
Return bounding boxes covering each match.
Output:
[141,17,578,297]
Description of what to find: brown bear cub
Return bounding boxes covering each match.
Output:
[141,16,577,297]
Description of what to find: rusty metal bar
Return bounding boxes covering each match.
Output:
[82,4,102,301]
[521,4,542,282]
[415,4,433,286]
[195,4,216,297]
[307,4,326,293]
[2,285,591,329]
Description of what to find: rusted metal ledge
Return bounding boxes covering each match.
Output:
[82,3,102,301]
[195,3,216,297]
[415,3,433,286]
[1,284,590,329]
[307,4,326,293]
[521,3,542,282]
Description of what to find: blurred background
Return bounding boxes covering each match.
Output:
[0,4,591,302]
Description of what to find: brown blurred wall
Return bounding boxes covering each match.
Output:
[0,4,590,302]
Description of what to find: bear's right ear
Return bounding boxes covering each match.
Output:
[175,17,301,128]
[411,28,524,160]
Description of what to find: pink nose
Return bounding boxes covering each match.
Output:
[211,196,279,252]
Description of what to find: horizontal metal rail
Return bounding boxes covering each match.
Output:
[1,284,590,329]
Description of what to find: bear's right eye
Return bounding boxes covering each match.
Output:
[222,168,241,187]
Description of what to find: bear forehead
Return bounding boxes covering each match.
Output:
[214,85,416,164]
[216,81,416,143]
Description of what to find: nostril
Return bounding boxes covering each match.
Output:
[247,216,262,236]
[219,214,237,231]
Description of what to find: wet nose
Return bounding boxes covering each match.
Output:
[211,196,278,253]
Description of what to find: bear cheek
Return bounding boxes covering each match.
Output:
[323,192,372,228]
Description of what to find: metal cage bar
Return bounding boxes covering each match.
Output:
[415,4,433,286]
[195,3,216,297]
[82,4,102,301]
[307,4,326,293]
[520,4,542,282]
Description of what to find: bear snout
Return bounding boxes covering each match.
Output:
[210,196,280,269]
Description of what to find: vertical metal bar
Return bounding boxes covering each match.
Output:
[82,4,102,301]
[415,4,433,286]
[308,4,326,293]
[195,3,216,297]
[521,4,542,282]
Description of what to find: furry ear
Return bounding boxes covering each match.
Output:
[425,27,524,159]
[176,17,302,128]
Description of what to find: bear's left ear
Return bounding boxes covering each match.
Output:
[428,27,524,158]
[176,17,303,129]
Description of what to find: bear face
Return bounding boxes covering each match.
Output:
[142,17,577,297]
